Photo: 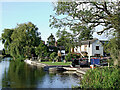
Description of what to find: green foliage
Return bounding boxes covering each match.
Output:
[56,29,72,53]
[65,53,80,61]
[50,2,94,51]
[1,22,41,60]
[35,41,49,58]
[1,29,14,54]
[49,59,52,62]
[41,61,72,66]
[65,53,71,61]
[2,49,5,55]
[50,1,119,33]
[81,67,120,88]
[71,54,77,59]
[104,37,120,66]
[50,1,120,66]
[50,52,57,60]
[78,26,93,40]
[54,56,59,61]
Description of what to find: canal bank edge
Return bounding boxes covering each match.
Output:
[24,59,90,75]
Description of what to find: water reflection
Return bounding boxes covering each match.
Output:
[0,58,10,89]
[1,59,80,88]
[2,60,46,88]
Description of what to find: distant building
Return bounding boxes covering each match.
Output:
[72,38,107,57]
[57,46,65,60]
[47,33,56,46]
[48,45,58,53]
[46,33,66,61]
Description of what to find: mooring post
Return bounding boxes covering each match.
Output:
[88,41,91,66]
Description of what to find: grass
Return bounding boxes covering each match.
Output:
[81,67,120,88]
[40,61,72,66]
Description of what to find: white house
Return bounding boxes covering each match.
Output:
[72,38,104,57]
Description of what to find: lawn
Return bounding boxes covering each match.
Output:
[40,62,72,66]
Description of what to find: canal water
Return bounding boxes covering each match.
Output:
[0,58,81,89]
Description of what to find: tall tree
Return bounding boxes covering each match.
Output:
[1,22,41,60]
[56,29,72,53]
[35,41,49,58]
[50,1,120,66]
[77,26,93,40]
[1,29,14,54]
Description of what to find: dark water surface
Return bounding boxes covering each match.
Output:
[0,58,80,89]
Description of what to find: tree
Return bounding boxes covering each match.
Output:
[78,26,93,40]
[50,1,119,34]
[1,22,41,60]
[50,1,120,66]
[1,29,14,54]
[105,37,120,66]
[50,1,94,41]
[35,41,49,58]
[56,29,71,53]
[2,49,5,55]
[65,53,71,61]
[47,33,56,46]
[50,52,57,61]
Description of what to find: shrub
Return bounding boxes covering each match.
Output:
[65,53,71,61]
[49,59,52,62]
[71,54,77,59]
[50,52,57,60]
[81,67,120,88]
[54,56,59,62]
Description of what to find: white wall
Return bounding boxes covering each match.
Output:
[81,45,85,51]
[92,40,103,56]
[78,44,92,56]
[73,40,103,56]
[86,44,92,56]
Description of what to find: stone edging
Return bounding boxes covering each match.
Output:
[24,59,90,75]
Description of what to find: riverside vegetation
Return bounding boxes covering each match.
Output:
[81,67,120,88]
[50,1,120,89]
[1,1,120,89]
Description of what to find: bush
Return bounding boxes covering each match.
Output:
[81,67,120,88]
[71,54,77,59]
[49,59,52,62]
[65,53,71,61]
[54,56,59,62]
[50,52,57,60]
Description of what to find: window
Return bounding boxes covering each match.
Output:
[96,46,99,50]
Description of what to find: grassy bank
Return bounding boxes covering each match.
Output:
[40,62,72,66]
[80,67,120,88]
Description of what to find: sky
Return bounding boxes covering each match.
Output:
[0,1,58,50]
[0,0,109,50]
